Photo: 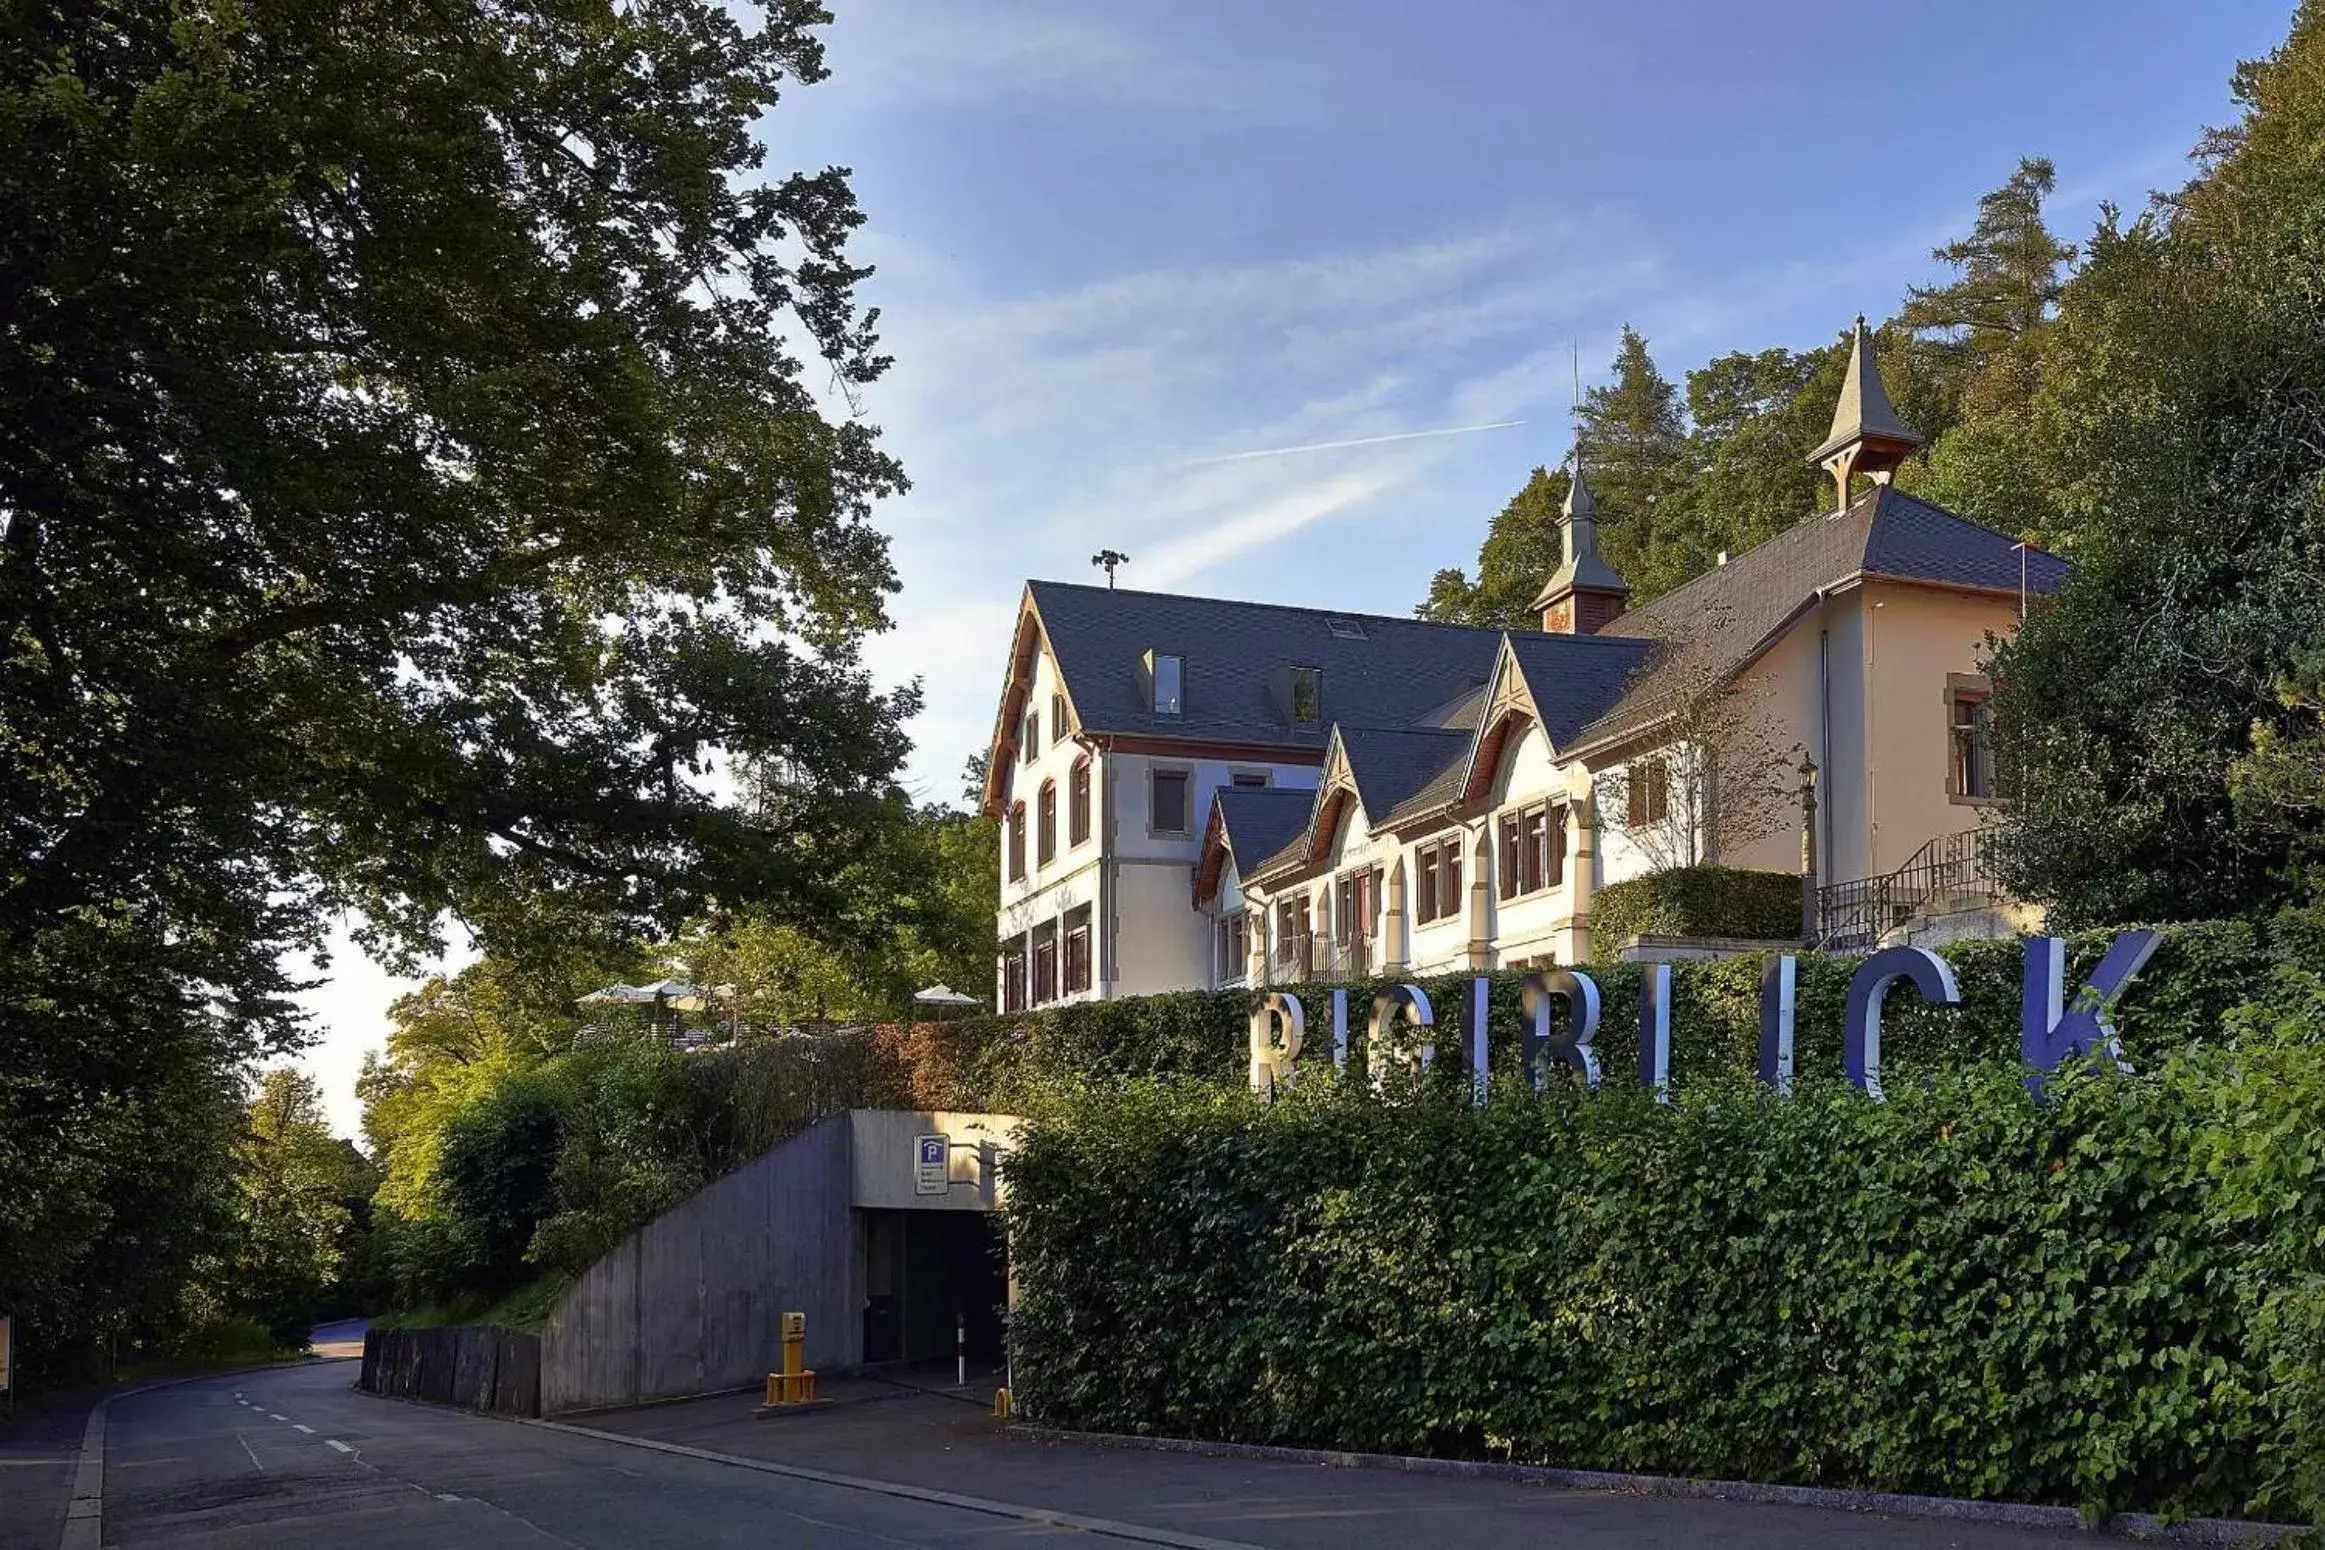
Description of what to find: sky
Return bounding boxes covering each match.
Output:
[291,0,2297,1136]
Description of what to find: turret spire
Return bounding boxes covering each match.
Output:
[1532,453,1628,634]
[1808,316,1922,510]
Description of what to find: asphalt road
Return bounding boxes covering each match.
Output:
[71,1359,2131,1550]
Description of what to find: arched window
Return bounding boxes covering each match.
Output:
[1007,802,1027,881]
[1037,780,1058,867]
[1068,758,1092,847]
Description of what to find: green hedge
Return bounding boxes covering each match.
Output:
[954,915,2289,1107]
[1589,865,1806,957]
[1005,987,2325,1522]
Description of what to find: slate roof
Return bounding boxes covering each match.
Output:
[1581,484,2066,749]
[1335,726,1472,824]
[1028,582,1499,749]
[1505,632,1658,748]
[1212,787,1316,871]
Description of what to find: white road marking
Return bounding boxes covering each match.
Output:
[235,1433,265,1473]
[292,1425,314,1434]
[436,1493,461,1502]
[267,1413,287,1421]
[325,1439,354,1454]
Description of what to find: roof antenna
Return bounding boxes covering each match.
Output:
[1091,549,1130,589]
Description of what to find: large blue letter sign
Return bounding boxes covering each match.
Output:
[2022,931,2158,1090]
[1758,954,1796,1097]
[1519,971,1602,1092]
[1248,991,1304,1096]
[1366,984,1435,1092]
[1842,947,1960,1101]
[1466,978,1490,1107]
[1638,963,1673,1104]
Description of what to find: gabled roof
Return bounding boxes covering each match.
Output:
[1213,787,1315,869]
[1504,631,1656,748]
[1193,785,1318,905]
[1025,581,1499,746]
[1335,726,1473,823]
[1580,484,2065,750]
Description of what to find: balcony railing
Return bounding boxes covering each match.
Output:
[1266,933,1373,985]
[1815,828,1997,952]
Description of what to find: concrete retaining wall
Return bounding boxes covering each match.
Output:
[359,1325,540,1416]
[539,1114,857,1414]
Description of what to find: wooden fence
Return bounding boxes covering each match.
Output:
[359,1325,540,1417]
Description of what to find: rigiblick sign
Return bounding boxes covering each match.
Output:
[1249,932,2161,1104]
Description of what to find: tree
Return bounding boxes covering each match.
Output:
[1984,3,2325,925]
[1905,159,2081,540]
[231,1069,361,1345]
[1576,327,1693,601]
[0,1,907,1367]
[1592,627,1802,872]
[1416,465,1571,629]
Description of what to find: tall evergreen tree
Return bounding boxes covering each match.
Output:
[1576,326,1692,599]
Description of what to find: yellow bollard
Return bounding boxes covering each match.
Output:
[991,1387,1013,1419]
[763,1310,817,1405]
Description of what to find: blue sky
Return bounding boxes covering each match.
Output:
[293,0,2295,1134]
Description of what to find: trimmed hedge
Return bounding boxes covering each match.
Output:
[1588,864,1806,957]
[1005,1000,2325,1522]
[935,915,2294,1109]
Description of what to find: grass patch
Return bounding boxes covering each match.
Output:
[371,1271,571,1334]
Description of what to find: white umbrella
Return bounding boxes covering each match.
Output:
[912,984,982,1008]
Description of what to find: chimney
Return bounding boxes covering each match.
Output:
[1808,316,1923,511]
[1530,458,1630,634]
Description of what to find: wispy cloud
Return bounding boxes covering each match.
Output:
[1184,419,1527,467]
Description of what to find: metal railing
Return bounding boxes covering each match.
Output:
[1815,828,1996,952]
[1266,933,1373,985]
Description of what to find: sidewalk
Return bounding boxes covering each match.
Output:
[0,1386,96,1550]
[566,1369,2123,1549]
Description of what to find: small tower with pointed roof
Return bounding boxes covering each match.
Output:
[1532,457,1629,634]
[1808,316,1923,510]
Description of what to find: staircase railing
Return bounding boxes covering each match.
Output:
[1815,828,1996,952]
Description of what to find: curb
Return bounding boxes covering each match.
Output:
[1007,1425,2302,1547]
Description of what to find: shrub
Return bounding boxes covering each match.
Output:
[1589,865,1805,957]
[1006,1034,2325,1523]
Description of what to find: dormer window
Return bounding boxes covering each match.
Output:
[1290,665,1322,727]
[1152,653,1183,716]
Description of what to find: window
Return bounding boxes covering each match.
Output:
[1152,653,1183,715]
[1274,895,1313,975]
[1032,926,1058,1005]
[1068,758,1092,846]
[1325,616,1367,641]
[1001,949,1027,1014]
[1062,913,1092,994]
[1037,781,1057,867]
[1231,770,1270,788]
[1022,706,1040,764]
[1215,912,1249,983]
[1336,869,1378,944]
[1006,802,1026,881]
[1498,803,1566,897]
[1150,768,1190,835]
[1626,757,1670,827]
[1414,838,1462,924]
[1051,692,1067,739]
[1951,685,1996,800]
[1290,665,1322,727]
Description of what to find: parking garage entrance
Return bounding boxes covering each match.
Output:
[860,1208,1006,1365]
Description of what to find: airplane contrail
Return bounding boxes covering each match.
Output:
[1186,419,1526,466]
